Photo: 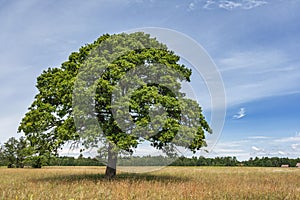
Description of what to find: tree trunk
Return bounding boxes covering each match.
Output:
[105,143,118,179]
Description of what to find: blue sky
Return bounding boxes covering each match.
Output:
[0,0,299,160]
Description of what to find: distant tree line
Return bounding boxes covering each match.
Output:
[171,156,239,166]
[242,156,300,167]
[1,137,300,168]
[49,155,104,166]
[0,137,103,167]
[170,156,300,167]
[119,156,300,167]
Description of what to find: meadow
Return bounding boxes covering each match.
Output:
[0,166,299,199]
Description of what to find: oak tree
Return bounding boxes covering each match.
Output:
[19,32,211,178]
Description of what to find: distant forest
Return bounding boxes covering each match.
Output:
[1,154,300,168]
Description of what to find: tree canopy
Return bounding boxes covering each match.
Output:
[18,32,211,177]
[0,137,30,168]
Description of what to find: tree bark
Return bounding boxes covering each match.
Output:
[105,143,118,179]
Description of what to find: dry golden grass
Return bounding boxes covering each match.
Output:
[0,166,299,199]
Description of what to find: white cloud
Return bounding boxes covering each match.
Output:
[242,0,268,9]
[203,131,300,160]
[202,140,249,160]
[248,136,271,139]
[58,146,82,157]
[251,146,261,151]
[273,134,300,143]
[219,1,242,10]
[201,0,268,10]
[58,143,100,158]
[278,150,286,155]
[291,144,300,150]
[203,0,216,9]
[216,148,245,153]
[189,2,195,10]
[251,134,300,157]
[218,50,287,72]
[233,107,246,119]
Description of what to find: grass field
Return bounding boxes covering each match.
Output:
[0,166,299,199]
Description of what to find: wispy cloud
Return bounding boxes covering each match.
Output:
[218,1,243,10]
[203,0,268,10]
[291,143,300,150]
[200,140,249,159]
[233,107,246,119]
[128,0,268,11]
[273,134,300,143]
[217,50,300,107]
[220,0,268,10]
[190,0,268,11]
[198,131,300,160]
[248,136,271,139]
[251,146,261,151]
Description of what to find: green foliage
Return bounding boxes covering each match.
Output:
[0,137,32,168]
[25,151,53,168]
[171,156,239,166]
[18,32,211,165]
[0,137,56,168]
[0,145,7,166]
